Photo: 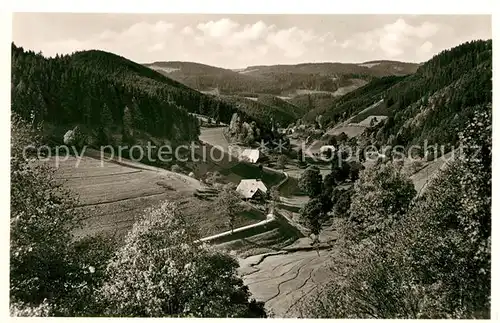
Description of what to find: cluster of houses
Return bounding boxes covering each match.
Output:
[227,114,390,203]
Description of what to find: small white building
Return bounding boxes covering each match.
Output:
[236,179,268,200]
[239,149,260,163]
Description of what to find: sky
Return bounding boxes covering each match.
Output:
[12,14,491,69]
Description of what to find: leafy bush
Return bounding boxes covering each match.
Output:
[11,115,81,305]
[402,105,491,317]
[347,162,416,241]
[301,236,435,318]
[10,114,112,316]
[300,194,333,237]
[298,165,322,197]
[332,187,353,218]
[99,201,266,317]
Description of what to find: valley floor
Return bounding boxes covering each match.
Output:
[47,125,453,317]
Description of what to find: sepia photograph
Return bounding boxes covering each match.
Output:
[9,8,493,319]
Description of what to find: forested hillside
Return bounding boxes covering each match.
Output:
[304,40,492,151]
[11,45,199,143]
[378,40,492,149]
[289,93,335,117]
[303,75,405,124]
[255,94,305,120]
[219,95,297,128]
[11,44,284,144]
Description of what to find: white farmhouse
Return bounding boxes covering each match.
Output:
[236,179,268,200]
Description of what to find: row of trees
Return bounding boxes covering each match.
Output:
[227,112,289,149]
[297,139,363,245]
[222,96,296,130]
[228,113,262,145]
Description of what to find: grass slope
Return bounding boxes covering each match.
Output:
[52,154,265,241]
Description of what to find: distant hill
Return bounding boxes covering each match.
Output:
[145,61,268,94]
[241,60,419,78]
[144,60,419,98]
